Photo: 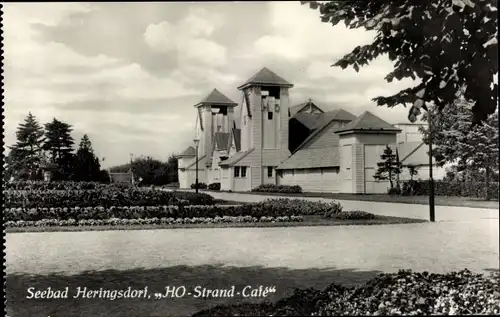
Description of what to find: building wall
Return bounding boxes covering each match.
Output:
[395,123,426,144]
[339,136,354,193]
[234,166,252,191]
[201,105,213,160]
[279,167,341,192]
[221,167,232,190]
[364,144,391,194]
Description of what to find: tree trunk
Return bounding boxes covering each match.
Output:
[485,167,490,201]
[389,170,393,188]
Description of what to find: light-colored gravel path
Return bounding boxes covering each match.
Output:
[6,219,498,275]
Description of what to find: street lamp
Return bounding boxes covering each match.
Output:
[193,136,200,193]
[428,109,436,222]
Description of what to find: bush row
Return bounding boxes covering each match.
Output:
[4,189,215,208]
[5,215,305,228]
[193,269,500,316]
[191,182,208,189]
[252,184,303,193]
[4,199,345,222]
[402,180,499,199]
[208,183,221,190]
[3,180,117,191]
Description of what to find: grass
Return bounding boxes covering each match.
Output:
[6,265,381,317]
[206,190,499,209]
[5,215,425,233]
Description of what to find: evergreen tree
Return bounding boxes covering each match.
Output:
[406,164,419,181]
[373,145,402,189]
[43,118,75,180]
[303,0,498,125]
[419,98,473,166]
[460,112,499,200]
[7,113,45,180]
[73,134,102,182]
[166,154,179,183]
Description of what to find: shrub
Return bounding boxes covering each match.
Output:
[191,182,208,190]
[193,269,500,316]
[4,188,215,208]
[208,183,221,191]
[387,187,401,196]
[401,180,499,199]
[251,184,303,193]
[4,180,114,191]
[331,210,376,220]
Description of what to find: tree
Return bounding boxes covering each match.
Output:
[406,164,419,181]
[7,113,45,180]
[373,145,403,189]
[459,111,499,200]
[418,98,474,166]
[166,154,179,183]
[43,118,75,180]
[303,0,498,125]
[73,134,102,182]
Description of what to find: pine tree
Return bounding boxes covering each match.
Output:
[419,98,474,166]
[303,0,498,125]
[406,165,419,181]
[460,112,499,200]
[373,145,402,189]
[43,118,75,180]
[73,134,102,182]
[7,113,45,180]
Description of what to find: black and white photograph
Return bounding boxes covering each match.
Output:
[2,1,499,316]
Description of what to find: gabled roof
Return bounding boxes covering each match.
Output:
[294,109,357,153]
[276,148,340,170]
[213,132,230,151]
[219,149,254,166]
[238,67,293,90]
[289,100,324,117]
[177,146,196,157]
[292,112,325,130]
[194,89,237,108]
[335,111,402,134]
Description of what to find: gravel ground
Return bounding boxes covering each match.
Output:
[6,219,498,276]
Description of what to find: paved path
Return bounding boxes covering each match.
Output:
[171,189,498,222]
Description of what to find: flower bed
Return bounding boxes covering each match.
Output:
[252,184,303,193]
[4,189,215,208]
[193,269,500,316]
[5,215,305,228]
[4,180,116,191]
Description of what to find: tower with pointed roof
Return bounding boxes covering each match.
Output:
[194,88,238,164]
[237,67,293,188]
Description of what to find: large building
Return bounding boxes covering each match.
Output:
[177,67,446,193]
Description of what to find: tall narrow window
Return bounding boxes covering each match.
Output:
[234,167,240,178]
[241,167,247,177]
[267,166,273,178]
[268,112,273,120]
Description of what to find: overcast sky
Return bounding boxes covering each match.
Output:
[3,2,417,168]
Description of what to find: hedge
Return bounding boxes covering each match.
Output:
[4,180,120,191]
[4,189,215,208]
[402,180,499,199]
[193,269,500,316]
[252,184,303,193]
[191,182,208,189]
[4,199,345,222]
[208,183,221,190]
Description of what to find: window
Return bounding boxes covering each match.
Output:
[267,166,273,178]
[234,166,247,178]
[241,167,247,177]
[234,167,240,178]
[268,111,273,120]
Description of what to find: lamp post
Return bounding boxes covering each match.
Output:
[428,108,436,222]
[193,137,200,193]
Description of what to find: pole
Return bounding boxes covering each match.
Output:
[195,145,199,194]
[428,109,436,222]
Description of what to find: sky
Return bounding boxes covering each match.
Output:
[3,2,418,168]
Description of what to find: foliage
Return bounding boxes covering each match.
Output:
[373,145,402,188]
[460,111,499,200]
[401,180,499,199]
[109,155,179,186]
[194,269,500,316]
[208,182,221,190]
[387,187,402,196]
[251,184,303,193]
[191,182,208,189]
[331,210,376,220]
[72,134,102,182]
[4,188,215,208]
[6,113,45,180]
[43,118,76,180]
[4,180,112,191]
[303,0,498,125]
[406,164,419,181]
[419,99,473,166]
